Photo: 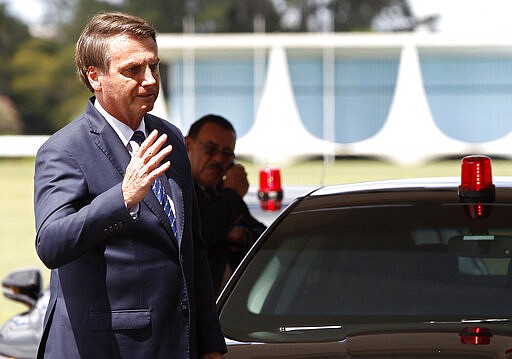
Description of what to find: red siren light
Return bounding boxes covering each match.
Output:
[460,155,493,192]
[458,155,495,202]
[258,168,283,211]
[460,327,492,345]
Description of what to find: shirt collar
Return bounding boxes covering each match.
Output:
[94,99,146,147]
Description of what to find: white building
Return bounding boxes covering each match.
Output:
[5,32,512,165]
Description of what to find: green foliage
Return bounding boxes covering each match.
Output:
[11,38,89,134]
[0,4,30,95]
[277,0,412,32]
[0,5,30,55]
[330,0,409,32]
[121,0,281,33]
[123,0,187,32]
[60,0,122,42]
[194,0,281,32]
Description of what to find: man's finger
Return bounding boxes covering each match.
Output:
[132,130,159,157]
[146,134,168,158]
[129,139,140,154]
[149,160,171,183]
[146,144,173,171]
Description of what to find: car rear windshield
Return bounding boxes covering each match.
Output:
[220,202,512,342]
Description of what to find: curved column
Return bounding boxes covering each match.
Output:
[347,44,467,165]
[236,46,335,166]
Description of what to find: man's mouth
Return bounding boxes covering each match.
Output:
[206,163,223,175]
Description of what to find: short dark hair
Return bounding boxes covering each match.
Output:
[75,12,157,93]
[187,114,237,139]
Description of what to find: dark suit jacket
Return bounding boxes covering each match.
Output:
[34,98,226,358]
[195,185,266,294]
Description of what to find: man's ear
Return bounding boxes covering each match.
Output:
[87,66,102,92]
[185,136,192,150]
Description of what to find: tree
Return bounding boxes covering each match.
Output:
[41,0,121,42]
[119,0,413,34]
[274,0,415,32]
[0,4,30,95]
[10,38,89,134]
[123,0,188,32]
[194,0,281,32]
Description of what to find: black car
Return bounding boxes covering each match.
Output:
[218,155,512,358]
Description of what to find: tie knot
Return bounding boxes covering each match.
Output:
[131,131,146,145]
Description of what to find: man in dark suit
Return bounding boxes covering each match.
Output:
[33,12,226,358]
[186,115,266,294]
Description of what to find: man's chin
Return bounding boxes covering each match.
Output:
[137,95,156,109]
[139,102,155,112]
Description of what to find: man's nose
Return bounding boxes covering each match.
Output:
[142,66,158,86]
[212,150,231,164]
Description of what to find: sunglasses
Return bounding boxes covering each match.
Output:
[195,139,235,160]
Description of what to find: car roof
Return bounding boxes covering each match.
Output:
[310,176,512,196]
[289,176,512,210]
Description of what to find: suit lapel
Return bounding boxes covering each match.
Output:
[86,101,130,179]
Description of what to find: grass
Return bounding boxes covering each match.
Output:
[1,156,512,323]
[0,158,47,323]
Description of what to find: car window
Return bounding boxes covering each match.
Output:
[220,202,512,342]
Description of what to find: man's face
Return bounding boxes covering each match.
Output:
[187,122,236,189]
[88,34,160,129]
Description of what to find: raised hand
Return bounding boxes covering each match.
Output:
[122,129,173,208]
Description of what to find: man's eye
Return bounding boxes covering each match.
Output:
[126,66,141,75]
[150,63,160,73]
[205,145,217,154]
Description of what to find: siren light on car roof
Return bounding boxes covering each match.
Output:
[458,155,495,202]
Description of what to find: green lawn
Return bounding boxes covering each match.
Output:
[0,158,47,323]
[1,156,511,323]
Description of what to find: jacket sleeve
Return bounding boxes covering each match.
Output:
[34,142,132,269]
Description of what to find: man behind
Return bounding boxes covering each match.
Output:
[186,114,266,295]
[34,12,226,358]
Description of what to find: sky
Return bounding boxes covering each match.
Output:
[1,0,48,36]
[409,0,512,34]
[2,0,512,35]
[1,0,43,27]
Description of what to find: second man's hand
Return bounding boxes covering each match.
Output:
[123,129,173,208]
[223,163,249,198]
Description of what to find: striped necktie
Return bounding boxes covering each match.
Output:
[131,131,178,237]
